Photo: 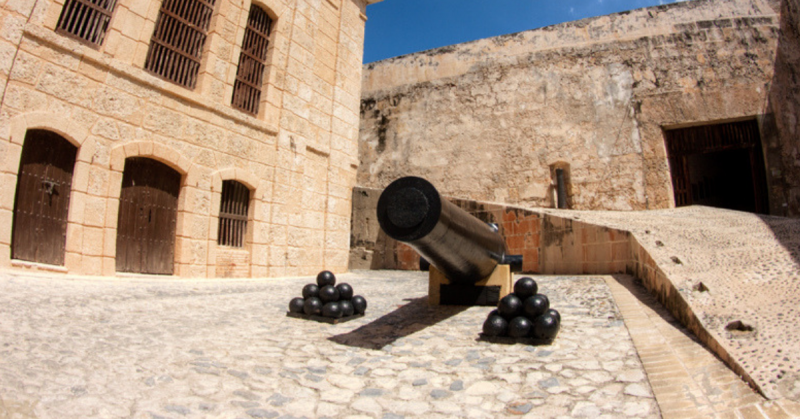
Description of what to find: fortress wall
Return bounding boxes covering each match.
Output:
[358,0,780,212]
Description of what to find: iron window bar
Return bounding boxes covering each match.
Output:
[144,0,216,89]
[56,0,118,47]
[218,180,250,248]
[232,5,273,115]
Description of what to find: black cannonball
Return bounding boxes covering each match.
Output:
[488,309,500,318]
[336,283,354,300]
[546,308,561,323]
[498,294,523,319]
[482,314,508,337]
[303,297,323,316]
[508,316,533,338]
[340,300,355,317]
[288,297,305,313]
[532,312,560,341]
[513,277,538,300]
[319,285,340,303]
[316,270,336,287]
[322,302,343,318]
[351,295,367,314]
[302,283,319,299]
[523,294,550,319]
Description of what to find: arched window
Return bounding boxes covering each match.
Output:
[56,0,119,47]
[231,4,273,115]
[217,180,251,247]
[145,0,216,89]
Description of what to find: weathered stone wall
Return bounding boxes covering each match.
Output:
[0,0,370,277]
[766,0,800,215]
[358,0,780,212]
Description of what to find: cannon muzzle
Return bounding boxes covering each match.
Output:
[377,177,521,284]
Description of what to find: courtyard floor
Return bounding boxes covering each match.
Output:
[0,269,797,419]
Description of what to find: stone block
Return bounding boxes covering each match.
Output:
[0,172,17,211]
[0,208,12,246]
[64,251,82,272]
[82,226,104,256]
[84,196,106,227]
[67,191,86,224]
[102,256,116,276]
[102,227,117,258]
[64,222,83,253]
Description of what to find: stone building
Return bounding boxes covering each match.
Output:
[0,0,378,278]
[358,0,800,217]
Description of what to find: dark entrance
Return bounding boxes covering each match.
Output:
[11,130,78,265]
[115,157,181,275]
[665,119,768,213]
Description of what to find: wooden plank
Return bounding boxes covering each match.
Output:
[428,264,512,306]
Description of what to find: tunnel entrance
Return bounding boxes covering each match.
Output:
[665,119,768,213]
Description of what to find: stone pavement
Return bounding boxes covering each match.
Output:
[0,269,658,419]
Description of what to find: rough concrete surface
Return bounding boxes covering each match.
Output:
[0,270,658,419]
[537,206,800,402]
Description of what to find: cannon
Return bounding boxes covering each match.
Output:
[377,176,522,305]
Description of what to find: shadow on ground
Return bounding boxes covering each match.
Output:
[328,297,468,350]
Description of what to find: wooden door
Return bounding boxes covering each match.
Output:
[12,130,77,266]
[115,157,181,274]
[664,120,768,213]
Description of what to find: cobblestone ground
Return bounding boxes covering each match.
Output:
[0,269,658,419]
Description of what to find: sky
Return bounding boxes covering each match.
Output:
[363,0,685,63]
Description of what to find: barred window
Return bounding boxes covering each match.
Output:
[56,0,119,47]
[231,5,273,115]
[144,0,216,89]
[217,180,250,247]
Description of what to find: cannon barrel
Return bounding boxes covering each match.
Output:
[377,176,521,284]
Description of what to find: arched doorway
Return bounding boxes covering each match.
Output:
[115,157,181,275]
[11,130,78,265]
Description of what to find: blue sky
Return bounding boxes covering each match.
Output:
[363,0,685,63]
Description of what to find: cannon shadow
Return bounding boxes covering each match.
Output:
[328,297,468,350]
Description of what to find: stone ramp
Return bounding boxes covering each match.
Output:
[538,206,800,402]
[606,274,800,419]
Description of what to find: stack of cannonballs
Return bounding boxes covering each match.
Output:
[288,270,367,320]
[482,276,561,341]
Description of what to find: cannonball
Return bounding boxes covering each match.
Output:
[351,295,367,314]
[498,294,523,319]
[340,300,355,317]
[319,285,340,303]
[523,294,550,319]
[488,309,500,318]
[288,297,305,313]
[482,314,508,337]
[546,308,561,323]
[508,316,533,338]
[532,312,560,341]
[316,270,336,287]
[513,277,538,299]
[303,297,323,316]
[336,283,354,300]
[302,283,319,299]
[322,302,343,318]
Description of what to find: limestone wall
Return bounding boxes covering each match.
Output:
[766,0,800,215]
[358,0,781,212]
[0,0,369,278]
